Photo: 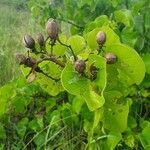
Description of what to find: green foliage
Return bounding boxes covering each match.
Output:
[0,0,149,149]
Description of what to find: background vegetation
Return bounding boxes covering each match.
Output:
[0,0,149,149]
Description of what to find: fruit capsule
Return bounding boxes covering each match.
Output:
[46,19,58,40]
[74,60,86,74]
[36,33,45,46]
[105,53,117,64]
[96,31,106,47]
[23,34,35,49]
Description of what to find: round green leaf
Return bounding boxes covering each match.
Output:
[67,35,86,54]
[103,97,130,132]
[85,26,120,50]
[61,63,105,111]
[53,35,67,55]
[105,44,145,85]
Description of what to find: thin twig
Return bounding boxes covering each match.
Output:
[50,40,56,55]
[57,18,84,29]
[39,69,60,82]
[57,38,77,61]
[37,55,65,68]
[25,65,60,82]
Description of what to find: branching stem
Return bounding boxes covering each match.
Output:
[57,38,77,61]
[37,55,65,68]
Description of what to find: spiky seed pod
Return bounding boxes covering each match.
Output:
[23,34,35,49]
[24,57,37,68]
[74,60,86,74]
[96,31,106,47]
[36,33,45,46]
[46,19,58,40]
[15,53,26,65]
[105,53,117,64]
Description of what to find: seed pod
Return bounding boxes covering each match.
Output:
[74,60,86,74]
[24,57,37,67]
[23,34,35,49]
[46,19,58,40]
[105,53,117,64]
[96,31,106,47]
[36,33,45,46]
[15,53,26,65]
[90,63,99,80]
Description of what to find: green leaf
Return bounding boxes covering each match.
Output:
[103,98,130,132]
[105,132,122,150]
[72,96,85,114]
[134,15,144,34]
[0,123,6,139]
[88,54,107,93]
[67,35,86,54]
[0,83,15,116]
[95,15,109,27]
[84,21,97,33]
[145,10,150,29]
[139,122,150,149]
[114,9,133,26]
[17,118,29,138]
[111,0,121,7]
[142,53,150,74]
[121,27,137,47]
[105,44,145,85]
[61,63,88,95]
[124,134,135,148]
[13,96,30,113]
[86,26,120,50]
[37,61,64,96]
[34,132,46,148]
[61,62,105,111]
[29,117,43,132]
[53,35,67,55]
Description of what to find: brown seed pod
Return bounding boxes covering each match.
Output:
[24,57,37,68]
[46,19,58,40]
[15,53,26,65]
[90,63,99,80]
[74,60,86,74]
[96,31,106,47]
[105,53,117,64]
[23,34,35,49]
[36,33,45,46]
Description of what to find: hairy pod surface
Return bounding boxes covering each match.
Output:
[46,19,58,40]
[25,57,37,67]
[36,33,45,46]
[23,34,35,49]
[96,31,106,47]
[15,53,26,65]
[90,63,98,80]
[105,53,117,64]
[74,60,86,74]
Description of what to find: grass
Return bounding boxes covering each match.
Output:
[0,0,41,86]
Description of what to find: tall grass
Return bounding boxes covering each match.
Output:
[0,0,42,86]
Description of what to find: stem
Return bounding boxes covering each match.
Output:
[26,67,60,82]
[45,36,49,43]
[39,70,60,82]
[57,18,84,29]
[37,56,65,68]
[50,40,55,55]
[57,38,77,61]
[27,50,30,57]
